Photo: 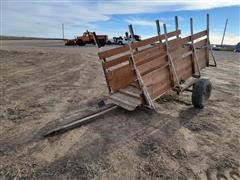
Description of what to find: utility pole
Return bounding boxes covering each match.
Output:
[221,19,228,47]
[62,23,65,40]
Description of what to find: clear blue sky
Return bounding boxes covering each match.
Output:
[1,0,240,44]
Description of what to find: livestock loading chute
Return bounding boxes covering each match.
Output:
[97,14,217,111]
[44,14,217,137]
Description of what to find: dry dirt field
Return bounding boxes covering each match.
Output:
[0,40,240,179]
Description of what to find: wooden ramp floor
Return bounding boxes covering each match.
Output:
[109,85,143,111]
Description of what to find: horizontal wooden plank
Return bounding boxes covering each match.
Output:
[134,45,166,65]
[131,30,181,49]
[134,38,181,65]
[177,66,193,81]
[108,61,129,71]
[103,54,130,69]
[142,65,171,87]
[180,30,207,44]
[192,30,207,40]
[149,78,172,99]
[194,38,208,48]
[181,36,191,44]
[181,45,192,55]
[110,77,136,92]
[98,45,129,59]
[138,56,168,75]
[182,51,192,58]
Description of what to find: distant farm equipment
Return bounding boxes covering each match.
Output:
[107,33,141,45]
[65,31,108,46]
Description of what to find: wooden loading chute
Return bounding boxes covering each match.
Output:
[97,14,216,111]
[44,14,217,137]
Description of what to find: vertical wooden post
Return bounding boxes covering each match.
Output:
[102,62,111,93]
[190,18,196,74]
[175,16,179,38]
[190,18,193,36]
[128,24,135,41]
[206,14,210,65]
[92,32,100,49]
[190,18,201,77]
[62,23,64,40]
[207,14,209,43]
[163,24,180,88]
[206,14,217,66]
[156,19,162,43]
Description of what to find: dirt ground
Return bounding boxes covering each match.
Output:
[0,40,239,179]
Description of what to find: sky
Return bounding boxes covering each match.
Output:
[1,0,240,45]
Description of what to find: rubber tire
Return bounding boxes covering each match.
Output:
[118,41,123,45]
[192,78,212,108]
[76,40,85,46]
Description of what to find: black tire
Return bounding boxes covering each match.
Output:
[107,41,111,45]
[192,78,212,108]
[118,41,123,45]
[76,40,85,46]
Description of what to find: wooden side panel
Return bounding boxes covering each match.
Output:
[196,48,208,69]
[98,28,209,101]
[134,46,166,65]
[195,38,208,68]
[142,64,170,87]
[150,79,172,99]
[175,54,193,81]
[137,55,168,75]
[107,63,136,92]
[144,67,172,99]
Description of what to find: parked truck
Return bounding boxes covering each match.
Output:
[65,31,107,46]
[106,32,141,45]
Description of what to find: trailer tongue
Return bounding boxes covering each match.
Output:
[44,14,216,137]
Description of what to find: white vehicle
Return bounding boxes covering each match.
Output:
[107,36,131,45]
